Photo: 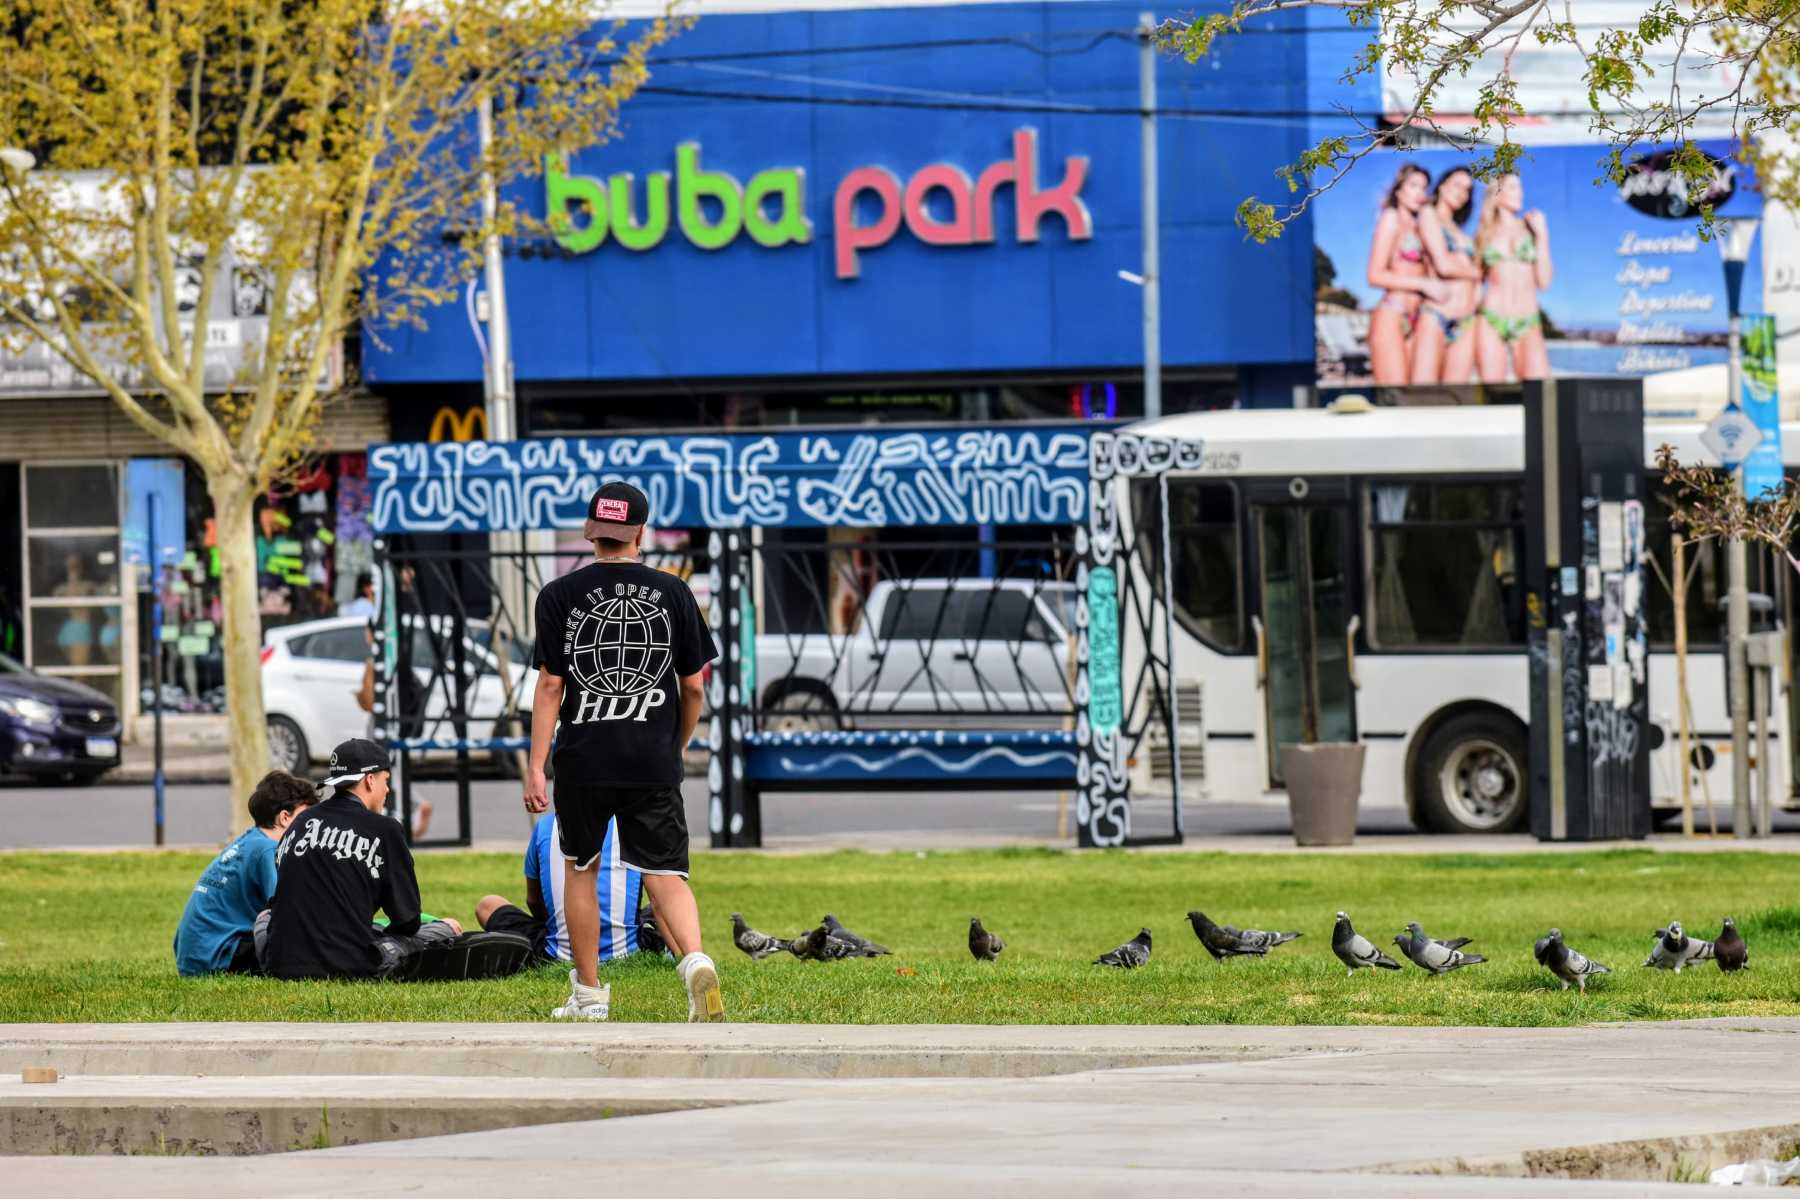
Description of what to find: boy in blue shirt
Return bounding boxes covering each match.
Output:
[173,770,316,976]
[476,814,657,964]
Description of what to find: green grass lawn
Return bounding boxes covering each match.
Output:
[1,847,1797,1025]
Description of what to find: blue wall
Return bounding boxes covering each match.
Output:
[363,1,1320,387]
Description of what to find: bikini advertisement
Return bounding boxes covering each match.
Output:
[1313,140,1764,398]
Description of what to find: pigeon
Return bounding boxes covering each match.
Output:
[1643,921,1715,972]
[731,913,793,961]
[1395,923,1486,974]
[1714,917,1749,973]
[822,914,891,956]
[1186,911,1301,961]
[789,924,867,961]
[1094,928,1152,969]
[1534,928,1611,993]
[968,916,1005,962]
[1331,911,1401,976]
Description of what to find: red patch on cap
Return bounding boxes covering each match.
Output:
[593,497,631,522]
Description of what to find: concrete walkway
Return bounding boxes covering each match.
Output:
[5,1019,1799,1193]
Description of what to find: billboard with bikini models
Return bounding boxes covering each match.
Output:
[1312,140,1764,398]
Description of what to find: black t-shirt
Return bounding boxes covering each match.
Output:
[533,560,717,787]
[264,793,422,979]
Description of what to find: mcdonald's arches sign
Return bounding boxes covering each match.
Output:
[428,406,488,442]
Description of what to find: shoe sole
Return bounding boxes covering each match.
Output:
[686,960,724,1023]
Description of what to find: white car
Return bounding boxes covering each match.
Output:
[260,616,536,773]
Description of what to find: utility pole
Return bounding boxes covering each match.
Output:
[477,92,515,444]
[1138,11,1161,422]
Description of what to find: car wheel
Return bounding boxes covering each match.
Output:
[267,716,309,774]
[763,685,842,735]
[1414,712,1528,834]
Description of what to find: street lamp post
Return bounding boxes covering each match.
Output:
[1717,216,1760,839]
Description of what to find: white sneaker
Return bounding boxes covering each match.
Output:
[550,968,611,1021]
[680,953,724,1023]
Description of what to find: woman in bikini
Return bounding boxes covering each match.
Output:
[1410,167,1481,384]
[1365,164,1448,385]
[1475,173,1553,383]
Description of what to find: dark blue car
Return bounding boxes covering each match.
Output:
[0,653,122,785]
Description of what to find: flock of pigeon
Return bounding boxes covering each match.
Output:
[733,909,1754,992]
[731,913,893,961]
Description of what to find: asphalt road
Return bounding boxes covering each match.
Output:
[3,773,1795,850]
[0,772,1429,851]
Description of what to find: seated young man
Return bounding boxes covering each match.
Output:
[477,813,662,964]
[173,770,315,977]
[263,738,528,981]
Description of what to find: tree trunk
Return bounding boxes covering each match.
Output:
[210,481,270,836]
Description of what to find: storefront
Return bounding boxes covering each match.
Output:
[362,0,1321,426]
[0,397,389,718]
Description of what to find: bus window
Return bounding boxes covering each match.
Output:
[1365,480,1525,649]
[1133,479,1243,652]
[1643,486,1730,648]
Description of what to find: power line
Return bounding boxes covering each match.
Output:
[635,84,1674,122]
[613,21,1719,69]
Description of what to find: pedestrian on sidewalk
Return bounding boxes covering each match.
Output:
[523,481,721,1022]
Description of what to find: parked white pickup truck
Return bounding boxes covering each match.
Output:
[754,578,1078,729]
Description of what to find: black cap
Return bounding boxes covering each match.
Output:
[320,737,391,793]
[583,480,649,543]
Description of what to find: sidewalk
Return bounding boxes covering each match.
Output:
[4,1019,1798,1193]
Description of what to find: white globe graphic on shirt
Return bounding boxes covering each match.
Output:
[569,595,673,697]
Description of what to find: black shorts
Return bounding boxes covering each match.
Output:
[484,903,550,959]
[555,783,689,877]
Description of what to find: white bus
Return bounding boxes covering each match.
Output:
[1127,403,1795,834]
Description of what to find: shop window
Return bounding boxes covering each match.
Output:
[25,464,117,529]
[28,535,121,598]
[23,464,123,699]
[1365,480,1525,648]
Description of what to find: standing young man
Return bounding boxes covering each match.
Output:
[525,481,721,1021]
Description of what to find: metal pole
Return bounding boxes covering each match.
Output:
[477,92,515,444]
[1673,534,1693,837]
[1727,312,1751,838]
[1158,471,1183,839]
[149,494,164,847]
[1138,12,1161,422]
[1755,653,1773,837]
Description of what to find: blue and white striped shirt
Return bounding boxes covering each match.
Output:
[524,815,643,962]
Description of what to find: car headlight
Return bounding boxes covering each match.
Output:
[0,697,58,725]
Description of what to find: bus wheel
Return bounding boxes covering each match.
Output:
[1415,714,1527,834]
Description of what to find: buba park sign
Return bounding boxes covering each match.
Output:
[545,128,1092,279]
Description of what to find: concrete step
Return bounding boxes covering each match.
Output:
[0,1021,1351,1081]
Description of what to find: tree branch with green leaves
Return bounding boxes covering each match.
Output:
[1158,0,1800,241]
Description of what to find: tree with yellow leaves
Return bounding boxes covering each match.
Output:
[0,1,683,827]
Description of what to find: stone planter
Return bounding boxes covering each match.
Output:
[1280,742,1365,847]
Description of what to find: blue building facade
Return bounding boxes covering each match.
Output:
[365,1,1339,432]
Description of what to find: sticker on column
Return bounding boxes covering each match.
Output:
[1086,566,1122,737]
[1587,665,1614,703]
[1622,499,1644,565]
[1599,502,1624,571]
[1602,574,1625,664]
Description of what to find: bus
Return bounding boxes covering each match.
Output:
[1126,403,1795,834]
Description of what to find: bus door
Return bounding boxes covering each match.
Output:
[1251,481,1358,786]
